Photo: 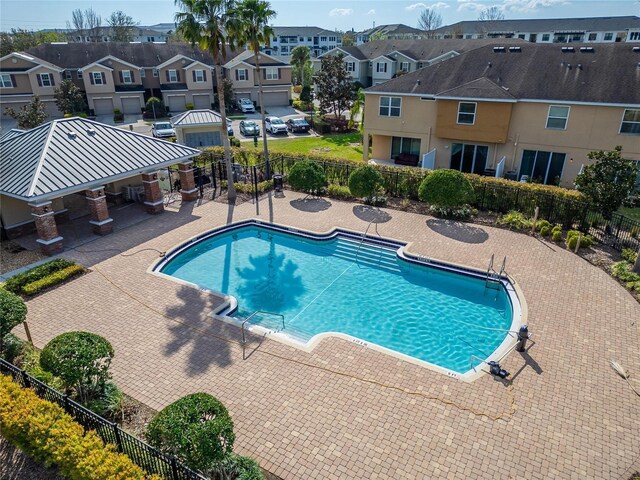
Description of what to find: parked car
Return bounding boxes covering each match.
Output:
[286,118,310,133]
[227,120,234,136]
[265,116,287,135]
[151,122,175,138]
[237,98,255,113]
[239,120,260,137]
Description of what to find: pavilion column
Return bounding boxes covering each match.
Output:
[29,201,63,256]
[178,162,198,202]
[85,187,113,235]
[142,172,164,214]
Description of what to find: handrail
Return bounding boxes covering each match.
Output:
[355,220,375,261]
[241,310,285,344]
[486,254,494,280]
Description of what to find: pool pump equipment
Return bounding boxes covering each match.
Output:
[488,361,510,379]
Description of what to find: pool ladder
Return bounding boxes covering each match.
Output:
[485,254,506,289]
[241,310,285,345]
[355,220,380,262]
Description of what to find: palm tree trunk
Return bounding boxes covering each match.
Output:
[254,52,271,179]
[214,58,236,201]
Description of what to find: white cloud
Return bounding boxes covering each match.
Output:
[502,0,569,12]
[329,8,353,16]
[457,1,489,12]
[367,9,376,14]
[406,2,428,10]
[431,2,451,8]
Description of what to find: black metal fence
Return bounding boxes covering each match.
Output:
[0,358,206,480]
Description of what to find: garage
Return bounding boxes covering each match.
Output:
[42,100,62,118]
[167,95,187,113]
[184,131,221,148]
[260,91,289,107]
[93,98,114,115]
[121,97,142,114]
[193,94,211,110]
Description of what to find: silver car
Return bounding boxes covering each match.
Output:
[265,116,288,135]
[151,122,175,138]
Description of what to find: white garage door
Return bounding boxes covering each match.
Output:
[168,95,187,113]
[184,131,221,148]
[121,97,141,114]
[261,92,289,107]
[193,94,211,110]
[93,98,114,115]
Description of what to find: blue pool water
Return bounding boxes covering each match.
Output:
[159,225,515,374]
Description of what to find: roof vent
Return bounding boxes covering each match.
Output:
[509,46,521,52]
[487,61,492,67]
[580,46,594,52]
[577,64,582,70]
[86,128,96,136]
[493,46,505,52]
[416,79,421,85]
[67,132,77,139]
[633,47,640,52]
[561,46,575,52]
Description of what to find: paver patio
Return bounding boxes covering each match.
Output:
[13,191,640,479]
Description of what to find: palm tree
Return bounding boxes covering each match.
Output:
[290,45,310,85]
[175,0,237,201]
[349,87,365,134]
[233,0,276,179]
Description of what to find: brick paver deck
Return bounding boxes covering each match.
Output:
[16,192,640,479]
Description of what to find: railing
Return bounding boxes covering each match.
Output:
[355,220,379,262]
[241,310,285,345]
[0,358,206,480]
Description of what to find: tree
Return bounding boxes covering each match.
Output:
[315,54,355,120]
[0,290,27,354]
[369,31,386,42]
[302,60,314,87]
[40,332,114,403]
[0,29,66,57]
[107,11,138,42]
[221,78,234,113]
[418,170,474,207]
[348,165,384,202]
[575,146,639,219]
[54,80,87,115]
[233,0,277,180]
[175,0,238,201]
[3,96,49,129]
[287,160,326,195]
[341,31,355,46]
[290,45,310,85]
[478,6,505,36]
[348,87,364,132]
[67,8,102,42]
[145,96,166,118]
[147,393,235,474]
[417,9,443,38]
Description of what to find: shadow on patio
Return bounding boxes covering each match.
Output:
[426,218,489,244]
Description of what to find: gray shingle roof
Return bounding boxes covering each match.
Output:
[433,16,640,35]
[436,77,516,100]
[271,26,338,38]
[0,117,200,201]
[171,109,223,126]
[357,24,424,36]
[365,43,640,105]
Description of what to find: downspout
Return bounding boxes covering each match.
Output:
[511,133,520,172]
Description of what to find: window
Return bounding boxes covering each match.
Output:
[299,37,304,42]
[38,73,53,87]
[457,102,476,125]
[391,137,421,157]
[121,70,133,84]
[147,37,155,42]
[379,96,401,117]
[140,68,145,78]
[588,33,597,41]
[519,150,566,185]
[620,109,640,135]
[168,69,178,82]
[376,62,387,73]
[345,62,355,72]
[542,34,550,42]
[65,70,72,80]
[265,67,278,80]
[152,68,159,77]
[400,62,409,72]
[604,32,613,41]
[630,32,640,41]
[546,105,570,129]
[195,70,204,82]
[92,72,104,85]
[518,34,526,39]
[77,70,83,79]
[237,69,248,81]
[320,36,327,42]
[329,36,336,42]
[465,34,473,39]
[450,143,489,175]
[307,37,312,42]
[272,36,277,43]
[0,73,13,88]
[281,46,289,54]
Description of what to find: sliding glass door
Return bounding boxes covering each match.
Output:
[450,143,488,175]
[519,150,565,185]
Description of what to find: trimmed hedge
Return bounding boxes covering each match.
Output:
[0,374,158,480]
[3,259,83,296]
[22,264,85,296]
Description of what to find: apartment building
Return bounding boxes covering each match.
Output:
[432,16,640,43]
[362,43,640,187]
[262,26,341,58]
[355,24,426,45]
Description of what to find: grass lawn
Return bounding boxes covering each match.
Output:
[618,207,640,221]
[248,133,365,162]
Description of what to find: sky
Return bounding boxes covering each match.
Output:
[1,0,639,32]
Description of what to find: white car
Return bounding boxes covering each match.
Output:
[151,122,175,138]
[237,98,255,113]
[265,116,287,135]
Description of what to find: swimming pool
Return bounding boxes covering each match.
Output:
[155,221,523,379]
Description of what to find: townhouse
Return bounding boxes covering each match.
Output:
[65,26,171,43]
[0,42,293,117]
[355,24,426,45]
[262,27,342,58]
[362,43,640,187]
[433,16,640,43]
[315,38,526,87]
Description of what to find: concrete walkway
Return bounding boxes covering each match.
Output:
[15,191,640,479]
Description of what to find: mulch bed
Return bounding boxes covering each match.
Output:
[0,436,62,480]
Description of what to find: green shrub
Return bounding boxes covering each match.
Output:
[220,180,272,194]
[147,393,235,472]
[230,136,241,147]
[622,248,639,264]
[1,333,25,363]
[221,454,264,480]
[3,259,76,295]
[565,230,594,249]
[539,225,551,237]
[551,225,562,233]
[497,211,533,230]
[552,230,563,242]
[612,261,640,285]
[300,85,312,102]
[0,289,27,354]
[287,160,326,195]
[327,184,353,199]
[536,219,551,232]
[22,264,84,296]
[185,102,194,110]
[366,195,387,207]
[348,165,384,201]
[293,100,314,111]
[430,205,474,219]
[418,169,474,207]
[22,346,65,391]
[0,375,156,480]
[40,332,114,403]
[86,382,125,421]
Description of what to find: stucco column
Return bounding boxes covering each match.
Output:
[29,201,63,255]
[362,132,370,162]
[85,187,113,235]
[178,162,198,202]
[142,172,164,214]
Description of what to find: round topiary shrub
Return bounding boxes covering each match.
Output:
[418,170,474,208]
[287,160,326,195]
[539,225,551,237]
[552,230,563,242]
[566,230,593,249]
[536,219,551,232]
[147,393,235,472]
[40,331,114,402]
[0,289,27,354]
[348,165,384,202]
